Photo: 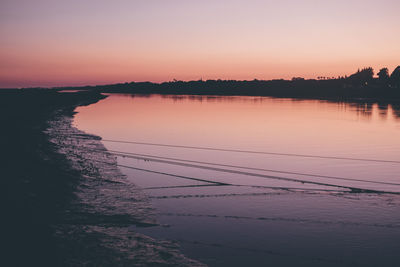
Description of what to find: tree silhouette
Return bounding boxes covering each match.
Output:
[390,66,400,88]
[377,68,389,82]
[347,67,374,86]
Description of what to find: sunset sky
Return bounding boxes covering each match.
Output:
[1,0,399,88]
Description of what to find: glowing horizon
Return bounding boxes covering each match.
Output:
[1,0,399,88]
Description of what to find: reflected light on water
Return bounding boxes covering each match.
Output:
[73,94,400,266]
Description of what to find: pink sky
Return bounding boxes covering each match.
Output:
[1,0,399,88]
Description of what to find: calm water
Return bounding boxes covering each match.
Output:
[74,94,400,266]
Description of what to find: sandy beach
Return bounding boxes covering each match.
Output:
[1,90,205,266]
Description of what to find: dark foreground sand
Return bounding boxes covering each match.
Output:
[1,90,202,266]
[1,90,106,265]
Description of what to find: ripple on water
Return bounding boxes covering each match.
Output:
[45,112,205,266]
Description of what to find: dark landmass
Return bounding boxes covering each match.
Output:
[0,90,204,267]
[0,90,106,266]
[50,66,400,103]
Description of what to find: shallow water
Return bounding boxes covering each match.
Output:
[46,111,203,266]
[74,94,400,266]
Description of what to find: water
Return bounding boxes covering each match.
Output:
[74,94,400,266]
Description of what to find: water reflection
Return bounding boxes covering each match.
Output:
[348,102,400,121]
[125,93,400,120]
[74,94,400,267]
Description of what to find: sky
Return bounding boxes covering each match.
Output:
[1,0,399,88]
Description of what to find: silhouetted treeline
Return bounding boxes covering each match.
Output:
[390,66,400,88]
[54,66,400,101]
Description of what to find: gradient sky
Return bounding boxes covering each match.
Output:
[1,0,399,88]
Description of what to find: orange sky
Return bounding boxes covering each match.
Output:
[1,0,399,88]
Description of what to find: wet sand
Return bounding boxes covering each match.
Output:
[1,90,201,266]
[1,90,105,265]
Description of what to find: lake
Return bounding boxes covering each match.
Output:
[74,94,400,266]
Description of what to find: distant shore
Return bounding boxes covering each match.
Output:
[5,66,400,104]
[48,74,400,104]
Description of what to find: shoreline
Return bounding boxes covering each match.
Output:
[1,91,107,266]
[47,97,204,266]
[1,90,203,266]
